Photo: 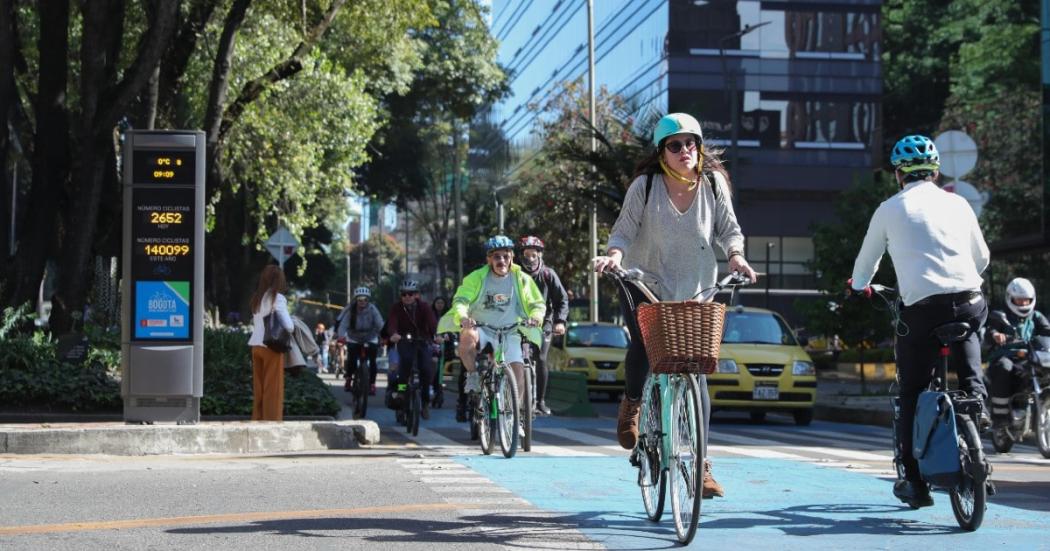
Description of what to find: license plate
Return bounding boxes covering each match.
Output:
[753,384,779,400]
[598,372,617,383]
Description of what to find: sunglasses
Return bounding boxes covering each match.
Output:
[489,253,513,262]
[664,137,699,154]
[401,291,417,297]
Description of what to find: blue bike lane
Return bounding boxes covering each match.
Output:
[457,455,1046,550]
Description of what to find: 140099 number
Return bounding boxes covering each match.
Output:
[143,244,190,256]
[150,212,183,224]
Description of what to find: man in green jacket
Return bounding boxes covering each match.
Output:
[437,235,546,406]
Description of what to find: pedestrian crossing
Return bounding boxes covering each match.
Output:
[394,456,604,550]
[378,419,1050,482]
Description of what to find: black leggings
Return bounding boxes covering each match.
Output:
[525,334,551,403]
[346,342,378,384]
[396,340,434,401]
[616,279,711,450]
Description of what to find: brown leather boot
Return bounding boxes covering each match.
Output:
[617,397,642,449]
[702,458,724,498]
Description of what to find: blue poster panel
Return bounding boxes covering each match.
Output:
[134,281,191,340]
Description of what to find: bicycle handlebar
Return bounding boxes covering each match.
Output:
[601,267,750,303]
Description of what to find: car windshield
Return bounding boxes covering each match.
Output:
[722,312,798,346]
[567,325,629,348]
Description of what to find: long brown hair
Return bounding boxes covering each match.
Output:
[630,140,732,194]
[250,265,289,314]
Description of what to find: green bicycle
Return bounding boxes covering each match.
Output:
[607,268,748,544]
[469,321,529,458]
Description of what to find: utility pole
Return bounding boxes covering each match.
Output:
[454,123,465,283]
[587,0,599,323]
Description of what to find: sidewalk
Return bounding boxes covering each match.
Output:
[813,368,894,427]
[0,375,379,455]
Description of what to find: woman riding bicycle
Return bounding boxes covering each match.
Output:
[593,112,757,499]
[338,287,384,394]
[436,235,546,407]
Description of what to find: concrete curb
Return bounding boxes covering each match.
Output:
[0,419,380,455]
[814,404,893,427]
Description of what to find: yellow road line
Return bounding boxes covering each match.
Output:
[0,502,462,535]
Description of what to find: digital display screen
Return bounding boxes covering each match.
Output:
[131,187,195,340]
[132,149,196,184]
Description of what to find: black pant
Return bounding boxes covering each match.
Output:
[896,292,988,482]
[616,280,711,451]
[346,342,378,385]
[988,356,1024,417]
[396,340,434,401]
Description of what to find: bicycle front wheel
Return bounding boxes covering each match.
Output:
[497,370,520,458]
[354,361,369,419]
[478,389,494,455]
[950,415,986,531]
[638,376,666,522]
[669,374,704,544]
[522,365,534,452]
[408,388,421,437]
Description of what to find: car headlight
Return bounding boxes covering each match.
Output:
[792,360,815,376]
[569,358,589,369]
[716,359,738,374]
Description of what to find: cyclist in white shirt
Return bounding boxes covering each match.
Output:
[849,134,990,509]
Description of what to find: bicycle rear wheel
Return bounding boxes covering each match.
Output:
[950,415,986,531]
[522,365,534,452]
[669,374,704,544]
[638,376,665,522]
[497,370,520,458]
[1036,393,1050,459]
[478,387,494,455]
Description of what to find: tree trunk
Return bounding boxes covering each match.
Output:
[157,0,219,128]
[50,0,178,333]
[7,0,70,311]
[0,0,15,263]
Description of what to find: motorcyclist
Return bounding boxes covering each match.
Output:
[985,278,1050,426]
[517,236,569,416]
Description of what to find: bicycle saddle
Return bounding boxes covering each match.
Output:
[931,322,971,344]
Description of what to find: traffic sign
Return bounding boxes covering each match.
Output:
[265,226,299,268]
[934,130,978,179]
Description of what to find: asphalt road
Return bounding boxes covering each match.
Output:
[1,369,1048,550]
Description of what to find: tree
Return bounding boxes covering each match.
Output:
[794,172,900,349]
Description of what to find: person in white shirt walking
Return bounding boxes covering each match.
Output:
[849,134,990,509]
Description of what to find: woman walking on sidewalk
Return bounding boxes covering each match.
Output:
[248,265,294,421]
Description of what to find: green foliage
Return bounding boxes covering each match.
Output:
[0,332,121,412]
[794,172,899,348]
[0,303,35,340]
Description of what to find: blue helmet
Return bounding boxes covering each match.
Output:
[484,235,515,254]
[890,135,940,173]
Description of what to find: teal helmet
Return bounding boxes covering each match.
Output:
[890,135,940,173]
[484,235,514,254]
[652,113,704,148]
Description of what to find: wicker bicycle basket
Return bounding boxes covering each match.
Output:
[636,300,726,375]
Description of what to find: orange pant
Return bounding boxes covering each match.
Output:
[252,345,285,421]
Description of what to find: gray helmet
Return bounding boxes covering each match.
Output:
[353,286,371,299]
[399,280,419,292]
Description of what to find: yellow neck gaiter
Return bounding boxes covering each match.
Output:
[659,156,704,191]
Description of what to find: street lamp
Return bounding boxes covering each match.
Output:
[718,21,771,186]
[764,241,775,308]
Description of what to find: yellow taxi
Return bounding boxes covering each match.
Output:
[548,322,629,399]
[709,306,817,425]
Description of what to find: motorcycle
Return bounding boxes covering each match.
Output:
[986,315,1050,458]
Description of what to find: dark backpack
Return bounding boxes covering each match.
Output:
[912,390,962,488]
[640,170,724,233]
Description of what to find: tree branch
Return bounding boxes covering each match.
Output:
[203,0,251,146]
[217,0,347,143]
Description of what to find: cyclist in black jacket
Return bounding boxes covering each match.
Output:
[519,236,569,415]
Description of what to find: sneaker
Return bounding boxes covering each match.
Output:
[536,401,552,416]
[464,372,481,394]
[702,459,725,498]
[369,384,376,396]
[421,404,430,420]
[893,480,934,509]
[616,396,642,449]
[518,422,525,438]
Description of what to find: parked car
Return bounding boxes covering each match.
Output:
[548,322,629,399]
[709,306,817,425]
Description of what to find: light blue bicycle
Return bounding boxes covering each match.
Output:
[606,268,747,544]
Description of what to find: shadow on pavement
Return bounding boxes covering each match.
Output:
[700,503,961,536]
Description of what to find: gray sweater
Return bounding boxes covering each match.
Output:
[606,171,745,301]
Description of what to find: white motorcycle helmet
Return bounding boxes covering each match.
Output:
[353,286,371,299]
[1006,277,1036,318]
